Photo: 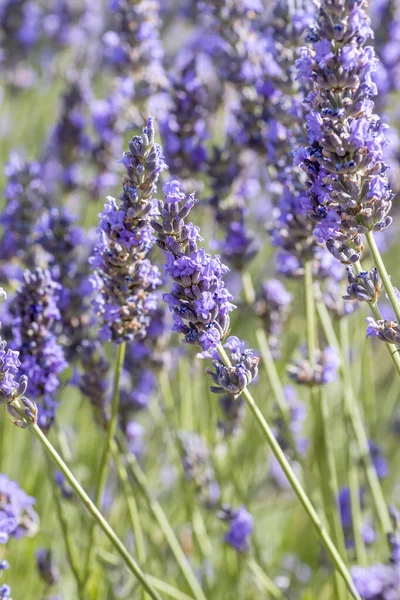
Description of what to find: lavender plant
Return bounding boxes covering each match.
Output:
[5,1,400,598]
[90,117,166,343]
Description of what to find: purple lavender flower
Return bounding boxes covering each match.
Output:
[369,440,389,479]
[209,168,260,271]
[0,474,38,543]
[152,183,259,400]
[36,207,94,356]
[0,584,11,599]
[206,336,259,401]
[160,53,218,176]
[178,431,220,507]
[12,268,67,429]
[125,420,145,457]
[45,74,91,191]
[36,549,60,586]
[218,393,245,437]
[352,562,400,598]
[219,505,254,552]
[152,180,235,352]
[297,0,393,265]
[338,487,375,550]
[366,317,400,345]
[344,267,381,303]
[0,342,21,403]
[54,472,74,501]
[287,345,340,386]
[0,152,49,273]
[103,0,166,99]
[255,279,292,359]
[90,117,166,343]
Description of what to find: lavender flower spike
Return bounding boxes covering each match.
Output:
[90,117,166,343]
[151,180,234,352]
[12,268,67,430]
[152,182,259,399]
[297,0,393,264]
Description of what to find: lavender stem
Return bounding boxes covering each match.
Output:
[117,436,209,600]
[216,343,361,599]
[348,442,368,567]
[111,442,148,600]
[304,262,348,600]
[29,423,162,600]
[46,455,84,597]
[83,340,126,582]
[315,295,393,541]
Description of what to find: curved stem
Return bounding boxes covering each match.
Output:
[83,341,126,580]
[241,272,304,465]
[112,442,148,600]
[304,262,348,600]
[216,343,361,600]
[348,442,368,567]
[46,455,84,597]
[315,298,393,540]
[366,231,400,322]
[30,423,162,600]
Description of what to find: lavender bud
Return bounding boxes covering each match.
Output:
[344,266,381,303]
[218,505,254,552]
[36,549,60,586]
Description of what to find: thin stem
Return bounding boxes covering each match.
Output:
[255,328,303,465]
[117,436,208,600]
[366,231,400,322]
[45,455,84,596]
[29,423,162,600]
[111,441,148,600]
[304,262,348,600]
[216,343,361,600]
[83,341,126,580]
[316,297,393,540]
[354,260,400,378]
[241,272,304,465]
[348,443,368,567]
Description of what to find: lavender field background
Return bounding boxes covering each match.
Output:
[1,1,400,599]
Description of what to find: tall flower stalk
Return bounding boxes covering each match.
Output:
[151,178,360,598]
[296,0,400,363]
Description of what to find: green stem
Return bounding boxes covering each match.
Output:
[348,443,368,567]
[117,436,208,600]
[45,456,84,596]
[366,231,400,322]
[255,328,304,465]
[216,343,361,600]
[316,297,393,540]
[29,423,162,600]
[304,263,348,600]
[111,441,148,600]
[83,341,126,580]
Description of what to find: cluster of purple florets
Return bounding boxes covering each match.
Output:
[297,0,393,265]
[12,269,67,429]
[152,180,235,352]
[90,117,166,343]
